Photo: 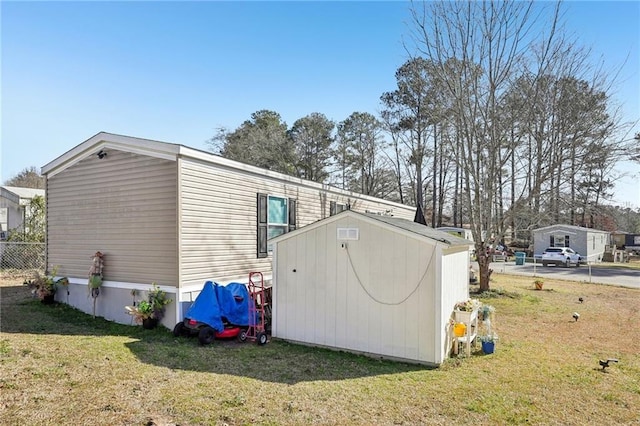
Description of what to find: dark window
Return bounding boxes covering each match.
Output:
[288,198,297,232]
[330,201,349,216]
[257,193,268,258]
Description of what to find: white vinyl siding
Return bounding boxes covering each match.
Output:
[46,149,178,285]
[272,212,468,365]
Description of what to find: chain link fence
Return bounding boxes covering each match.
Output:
[0,242,45,274]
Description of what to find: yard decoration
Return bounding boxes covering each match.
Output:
[452,299,498,357]
[534,279,544,290]
[88,251,104,318]
[478,304,497,355]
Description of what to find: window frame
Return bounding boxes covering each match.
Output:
[257,193,297,258]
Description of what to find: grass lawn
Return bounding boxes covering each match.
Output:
[1,273,639,425]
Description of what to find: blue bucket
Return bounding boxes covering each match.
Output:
[482,341,495,354]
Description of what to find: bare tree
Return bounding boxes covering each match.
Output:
[380,110,408,204]
[408,0,562,291]
[3,166,45,189]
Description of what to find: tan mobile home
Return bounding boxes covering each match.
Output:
[41,132,416,327]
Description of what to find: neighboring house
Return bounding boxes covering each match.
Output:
[0,186,45,240]
[532,224,610,262]
[611,231,640,252]
[610,231,627,249]
[41,132,417,327]
[270,210,473,366]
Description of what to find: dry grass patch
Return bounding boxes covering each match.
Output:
[1,274,639,425]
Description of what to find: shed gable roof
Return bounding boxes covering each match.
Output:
[271,210,473,247]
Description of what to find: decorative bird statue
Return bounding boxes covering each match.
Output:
[572,312,580,321]
[578,297,584,303]
[599,358,618,371]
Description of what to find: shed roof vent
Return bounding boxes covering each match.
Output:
[337,228,359,240]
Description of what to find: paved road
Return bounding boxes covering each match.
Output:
[476,261,640,289]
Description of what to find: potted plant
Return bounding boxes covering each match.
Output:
[125,283,172,329]
[534,279,544,290]
[479,332,498,354]
[454,298,481,323]
[24,267,68,304]
[126,300,155,327]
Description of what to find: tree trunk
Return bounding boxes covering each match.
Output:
[477,245,491,292]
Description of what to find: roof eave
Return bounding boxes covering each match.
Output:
[41,132,180,177]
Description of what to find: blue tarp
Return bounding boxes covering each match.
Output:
[184,281,250,332]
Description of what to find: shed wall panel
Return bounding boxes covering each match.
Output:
[439,248,471,362]
[274,214,439,364]
[46,150,178,285]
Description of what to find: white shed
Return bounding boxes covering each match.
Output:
[270,210,473,366]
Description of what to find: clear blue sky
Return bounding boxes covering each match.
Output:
[2,1,638,207]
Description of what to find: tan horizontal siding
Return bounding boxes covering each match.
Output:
[179,158,414,284]
[46,149,179,286]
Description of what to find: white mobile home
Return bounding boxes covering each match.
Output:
[41,132,416,327]
[270,210,473,366]
[0,186,45,240]
[532,224,610,262]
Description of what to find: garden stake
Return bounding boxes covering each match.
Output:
[88,251,104,318]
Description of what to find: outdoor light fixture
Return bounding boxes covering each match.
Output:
[97,150,107,159]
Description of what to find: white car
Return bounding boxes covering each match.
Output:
[541,247,584,267]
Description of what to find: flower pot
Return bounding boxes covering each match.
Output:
[482,341,495,354]
[41,294,55,305]
[142,317,159,330]
[455,310,472,323]
[453,322,467,337]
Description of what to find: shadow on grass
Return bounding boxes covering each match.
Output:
[1,284,428,384]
